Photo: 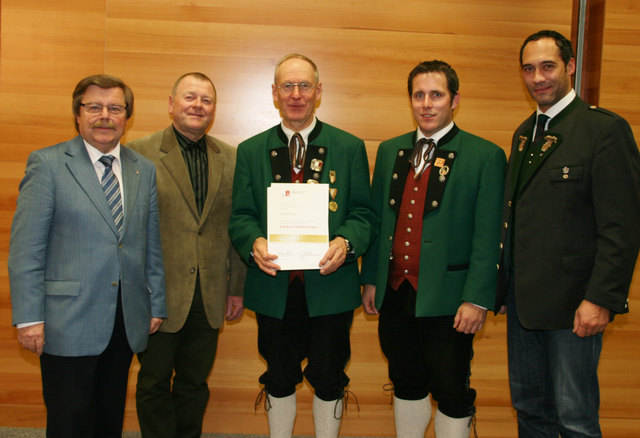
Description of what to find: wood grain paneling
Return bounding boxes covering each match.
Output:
[1,0,638,436]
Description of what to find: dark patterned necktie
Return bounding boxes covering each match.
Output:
[534,114,550,143]
[99,155,123,235]
[289,132,305,169]
[411,138,436,180]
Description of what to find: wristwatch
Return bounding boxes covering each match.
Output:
[343,237,353,255]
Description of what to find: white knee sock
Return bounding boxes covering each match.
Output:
[393,395,431,438]
[312,395,343,438]
[267,393,296,438]
[434,409,471,438]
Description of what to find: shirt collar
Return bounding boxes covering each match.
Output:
[537,89,576,120]
[416,121,454,145]
[281,117,317,145]
[83,139,121,165]
[173,127,206,152]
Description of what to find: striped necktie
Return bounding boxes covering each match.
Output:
[99,155,123,235]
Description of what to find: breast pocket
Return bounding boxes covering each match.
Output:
[549,165,584,182]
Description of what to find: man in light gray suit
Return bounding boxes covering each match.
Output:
[8,74,166,438]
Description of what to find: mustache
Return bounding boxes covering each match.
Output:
[91,121,116,129]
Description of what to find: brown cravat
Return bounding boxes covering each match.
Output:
[289,132,306,169]
[410,138,436,180]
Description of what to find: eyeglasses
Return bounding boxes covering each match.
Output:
[276,82,316,96]
[80,103,128,115]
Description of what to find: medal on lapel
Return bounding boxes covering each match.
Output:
[310,158,323,172]
[518,135,528,152]
[541,135,557,152]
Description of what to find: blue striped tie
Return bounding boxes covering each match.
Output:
[99,155,123,235]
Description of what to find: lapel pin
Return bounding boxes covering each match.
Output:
[310,158,323,172]
[541,135,557,152]
[518,135,528,152]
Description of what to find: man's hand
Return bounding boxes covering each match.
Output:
[453,302,487,334]
[362,284,378,315]
[319,236,348,275]
[226,295,244,321]
[573,299,610,337]
[253,237,280,276]
[18,323,45,356]
[149,317,163,334]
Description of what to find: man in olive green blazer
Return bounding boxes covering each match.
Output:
[361,61,505,438]
[229,54,375,438]
[128,73,246,438]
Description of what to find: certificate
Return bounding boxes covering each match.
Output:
[267,183,329,270]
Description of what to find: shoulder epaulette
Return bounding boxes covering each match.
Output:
[588,105,618,118]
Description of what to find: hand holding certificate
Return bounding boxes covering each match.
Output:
[267,183,329,270]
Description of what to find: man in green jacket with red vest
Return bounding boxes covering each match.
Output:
[362,60,505,437]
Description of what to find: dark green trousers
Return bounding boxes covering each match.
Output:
[136,282,220,438]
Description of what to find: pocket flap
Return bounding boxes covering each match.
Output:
[44,281,81,296]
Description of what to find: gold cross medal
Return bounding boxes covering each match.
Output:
[434,157,445,168]
[541,135,557,152]
[518,135,528,152]
[310,158,323,172]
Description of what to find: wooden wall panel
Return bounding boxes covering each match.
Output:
[599,0,640,428]
[1,0,639,436]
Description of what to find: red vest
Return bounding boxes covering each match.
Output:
[388,166,432,290]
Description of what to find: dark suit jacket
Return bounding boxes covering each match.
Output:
[496,97,640,329]
[361,126,506,315]
[228,121,376,318]
[9,136,166,355]
[128,127,246,332]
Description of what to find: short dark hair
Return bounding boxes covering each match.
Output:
[408,60,459,103]
[520,30,574,66]
[72,74,134,132]
[171,72,217,103]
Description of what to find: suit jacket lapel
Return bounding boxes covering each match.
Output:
[388,143,413,217]
[512,99,579,198]
[200,136,223,223]
[120,147,141,237]
[509,114,535,199]
[269,126,291,183]
[159,128,200,220]
[64,136,119,236]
